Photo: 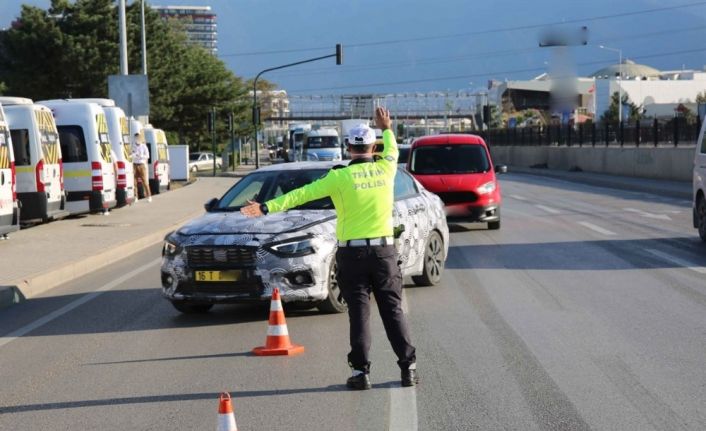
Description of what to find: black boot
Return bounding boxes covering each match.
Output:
[346,372,372,390]
[347,362,371,390]
[401,366,419,387]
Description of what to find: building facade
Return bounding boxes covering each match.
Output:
[153,5,217,54]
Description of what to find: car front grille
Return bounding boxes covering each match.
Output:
[318,155,334,161]
[186,246,257,268]
[436,191,478,205]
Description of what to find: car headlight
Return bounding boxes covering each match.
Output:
[266,236,316,257]
[477,181,496,195]
[162,239,182,257]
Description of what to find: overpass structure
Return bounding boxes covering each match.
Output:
[264,92,486,123]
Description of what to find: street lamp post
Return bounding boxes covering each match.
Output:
[599,45,623,123]
[252,44,343,169]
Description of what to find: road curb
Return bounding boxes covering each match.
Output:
[0,209,203,310]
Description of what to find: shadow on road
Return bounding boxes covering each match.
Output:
[447,236,706,270]
[0,385,354,414]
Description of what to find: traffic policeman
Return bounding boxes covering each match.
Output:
[241,107,418,390]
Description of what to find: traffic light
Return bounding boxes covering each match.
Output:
[482,105,491,125]
[336,44,343,65]
[228,112,234,132]
[208,109,215,132]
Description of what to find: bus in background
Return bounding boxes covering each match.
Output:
[0,97,68,224]
[39,99,117,215]
[0,102,20,237]
[142,126,170,195]
[286,123,311,162]
[302,127,342,161]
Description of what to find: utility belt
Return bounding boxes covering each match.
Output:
[338,236,394,247]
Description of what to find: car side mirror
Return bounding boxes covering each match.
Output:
[393,224,406,239]
[204,198,219,212]
[495,164,508,174]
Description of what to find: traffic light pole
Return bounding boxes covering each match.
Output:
[253,44,342,169]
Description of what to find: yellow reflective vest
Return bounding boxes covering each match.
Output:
[266,129,398,241]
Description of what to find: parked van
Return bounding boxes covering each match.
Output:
[142,126,170,194]
[0,97,67,223]
[70,99,136,207]
[693,120,706,241]
[0,102,20,237]
[302,127,342,161]
[39,100,117,215]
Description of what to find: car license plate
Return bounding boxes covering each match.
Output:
[195,270,241,282]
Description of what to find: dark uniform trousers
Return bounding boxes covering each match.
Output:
[336,244,416,372]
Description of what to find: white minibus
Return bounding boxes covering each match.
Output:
[39,100,117,215]
[0,102,20,237]
[0,97,67,223]
[142,126,170,194]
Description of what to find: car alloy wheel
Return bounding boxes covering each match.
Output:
[412,230,444,286]
[317,258,347,313]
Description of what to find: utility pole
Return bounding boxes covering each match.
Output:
[118,0,128,75]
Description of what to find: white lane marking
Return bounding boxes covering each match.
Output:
[577,221,617,236]
[389,387,418,431]
[645,249,706,275]
[510,194,528,201]
[535,204,560,214]
[388,288,417,431]
[0,258,161,349]
[623,208,671,221]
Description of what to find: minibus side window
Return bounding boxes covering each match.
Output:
[10,129,31,166]
[701,131,706,154]
[146,143,153,164]
[57,125,88,163]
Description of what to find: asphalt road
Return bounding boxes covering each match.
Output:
[0,173,705,430]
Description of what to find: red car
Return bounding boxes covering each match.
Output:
[406,134,506,229]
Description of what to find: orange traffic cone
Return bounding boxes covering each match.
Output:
[217,392,238,431]
[252,288,305,356]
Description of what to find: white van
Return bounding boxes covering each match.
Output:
[0,103,20,237]
[0,97,67,224]
[287,123,311,162]
[142,126,170,194]
[39,100,117,215]
[302,128,342,161]
[70,99,136,207]
[693,120,706,241]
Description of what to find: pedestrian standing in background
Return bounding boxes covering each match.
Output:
[241,107,418,390]
[132,131,151,202]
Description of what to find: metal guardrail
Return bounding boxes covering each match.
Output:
[479,118,701,148]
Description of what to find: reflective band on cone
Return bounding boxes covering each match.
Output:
[217,392,238,431]
[252,288,305,356]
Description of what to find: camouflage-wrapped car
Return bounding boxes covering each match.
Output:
[161,162,449,314]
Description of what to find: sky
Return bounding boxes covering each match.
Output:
[2,0,706,96]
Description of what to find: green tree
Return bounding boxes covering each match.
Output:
[696,91,706,104]
[0,0,255,150]
[600,91,642,123]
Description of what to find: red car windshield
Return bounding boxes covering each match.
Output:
[410,144,490,174]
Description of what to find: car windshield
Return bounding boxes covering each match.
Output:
[305,136,339,149]
[189,153,202,161]
[215,169,334,211]
[410,144,490,174]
